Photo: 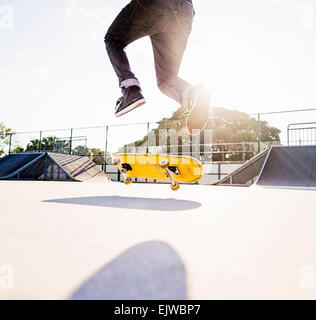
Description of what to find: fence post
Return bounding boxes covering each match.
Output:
[287,124,291,146]
[39,131,42,152]
[218,163,221,180]
[257,113,261,154]
[190,135,193,157]
[104,125,109,172]
[8,133,12,154]
[146,122,150,153]
[69,128,73,155]
[242,141,246,162]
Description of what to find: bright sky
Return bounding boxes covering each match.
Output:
[1,0,316,144]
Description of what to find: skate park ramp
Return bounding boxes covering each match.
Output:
[0,153,44,179]
[214,148,270,186]
[256,145,316,187]
[47,153,109,182]
[0,152,109,182]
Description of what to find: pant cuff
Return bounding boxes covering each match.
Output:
[120,78,141,89]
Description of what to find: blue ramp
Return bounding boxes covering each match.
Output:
[0,153,45,179]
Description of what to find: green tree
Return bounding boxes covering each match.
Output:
[0,123,13,156]
[11,146,25,153]
[121,106,281,162]
[211,108,280,143]
[73,145,89,156]
[25,136,64,152]
[88,148,105,165]
[210,108,280,161]
[26,139,41,152]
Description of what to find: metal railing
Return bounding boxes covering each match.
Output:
[287,122,316,146]
[2,107,316,166]
[249,107,316,152]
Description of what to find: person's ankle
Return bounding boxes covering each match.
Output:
[120,78,141,89]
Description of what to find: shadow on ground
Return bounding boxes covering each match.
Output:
[69,241,188,300]
[43,196,201,212]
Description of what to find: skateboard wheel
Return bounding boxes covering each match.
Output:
[112,158,120,166]
[171,183,180,191]
[124,177,132,185]
[160,159,169,169]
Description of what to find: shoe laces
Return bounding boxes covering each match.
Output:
[116,96,123,109]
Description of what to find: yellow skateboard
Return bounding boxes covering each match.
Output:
[112,153,204,191]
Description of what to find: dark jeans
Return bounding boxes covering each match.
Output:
[104,0,194,104]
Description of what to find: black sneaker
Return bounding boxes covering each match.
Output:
[183,85,210,135]
[115,86,146,117]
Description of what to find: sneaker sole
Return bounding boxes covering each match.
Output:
[115,98,146,117]
[186,88,210,135]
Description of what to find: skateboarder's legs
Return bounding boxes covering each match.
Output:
[104,0,194,101]
[151,29,192,104]
[104,1,150,89]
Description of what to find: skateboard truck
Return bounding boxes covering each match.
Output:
[159,159,180,191]
[112,158,132,185]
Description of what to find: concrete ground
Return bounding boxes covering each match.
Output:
[0,180,315,300]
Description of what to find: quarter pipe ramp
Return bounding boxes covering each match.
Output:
[256,145,316,187]
[0,152,110,182]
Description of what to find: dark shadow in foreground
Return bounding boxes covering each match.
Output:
[43,196,201,212]
[69,241,188,300]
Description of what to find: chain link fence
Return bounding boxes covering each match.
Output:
[3,108,316,170]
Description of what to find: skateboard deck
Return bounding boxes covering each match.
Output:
[112,153,204,191]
